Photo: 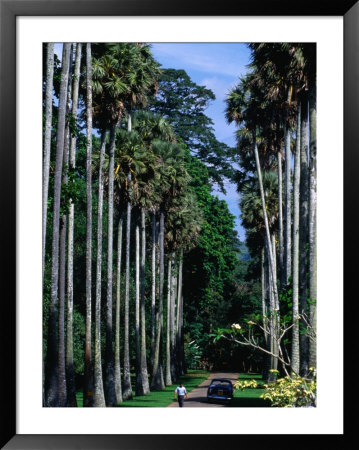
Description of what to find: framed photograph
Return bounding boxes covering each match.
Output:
[1,0,356,448]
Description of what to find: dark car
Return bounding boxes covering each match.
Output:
[207,378,233,404]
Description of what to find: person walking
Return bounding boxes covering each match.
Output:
[174,382,188,407]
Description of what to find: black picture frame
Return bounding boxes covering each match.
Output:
[1,0,356,448]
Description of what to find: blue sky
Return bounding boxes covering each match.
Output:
[54,42,250,240]
[150,43,251,241]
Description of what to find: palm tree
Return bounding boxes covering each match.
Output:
[176,250,184,375]
[139,208,150,394]
[165,256,173,386]
[104,124,118,406]
[115,125,156,397]
[43,43,55,282]
[66,42,82,407]
[226,77,279,306]
[114,122,150,400]
[114,212,123,403]
[120,121,139,400]
[92,43,160,404]
[125,111,176,392]
[149,139,191,388]
[248,43,317,376]
[170,254,177,382]
[150,212,157,372]
[240,170,279,379]
[308,88,317,370]
[248,44,300,287]
[58,44,73,406]
[45,42,71,407]
[93,130,107,407]
[291,103,301,374]
[43,42,55,406]
[92,48,129,406]
[299,95,309,377]
[123,162,133,400]
[306,45,317,370]
[151,207,165,390]
[225,75,281,378]
[102,43,160,399]
[83,43,94,408]
[284,118,292,285]
[277,142,284,288]
[135,213,141,394]
[131,110,176,383]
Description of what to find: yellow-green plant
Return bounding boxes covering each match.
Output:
[234,379,258,391]
[260,368,316,407]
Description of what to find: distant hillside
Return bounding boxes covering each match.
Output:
[237,242,250,261]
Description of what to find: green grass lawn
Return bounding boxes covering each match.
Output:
[76,370,210,408]
[229,373,270,407]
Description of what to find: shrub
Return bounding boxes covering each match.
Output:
[234,379,258,391]
[260,369,316,407]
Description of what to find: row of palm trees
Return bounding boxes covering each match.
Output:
[43,42,201,406]
[225,43,316,379]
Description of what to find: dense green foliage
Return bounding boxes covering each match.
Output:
[42,42,316,408]
[43,43,261,408]
[148,68,236,191]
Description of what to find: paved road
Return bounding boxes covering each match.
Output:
[167,372,239,408]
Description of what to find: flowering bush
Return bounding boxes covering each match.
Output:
[260,369,316,407]
[234,379,258,391]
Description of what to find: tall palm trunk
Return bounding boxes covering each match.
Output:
[45,43,71,407]
[140,208,150,394]
[308,92,317,369]
[93,131,106,407]
[175,251,183,376]
[179,271,185,375]
[277,148,284,289]
[261,248,270,381]
[66,42,82,408]
[58,48,73,406]
[284,121,292,284]
[58,215,68,407]
[252,130,278,305]
[271,234,279,374]
[83,43,94,408]
[253,129,280,380]
[115,213,123,403]
[265,236,278,382]
[165,256,172,386]
[43,43,54,405]
[299,95,310,376]
[150,212,157,372]
[170,257,177,382]
[104,125,117,406]
[135,214,141,394]
[291,102,301,375]
[43,42,54,281]
[151,210,165,390]
[123,115,133,401]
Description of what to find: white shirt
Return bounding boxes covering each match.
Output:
[175,386,186,396]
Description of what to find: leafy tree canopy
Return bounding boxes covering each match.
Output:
[148,68,236,192]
